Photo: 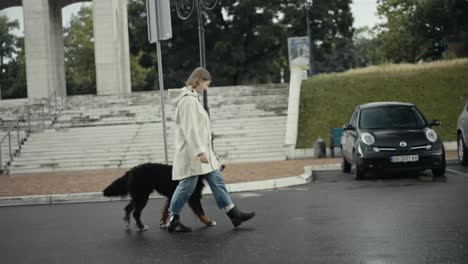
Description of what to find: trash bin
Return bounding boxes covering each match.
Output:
[329,128,344,157]
[313,138,326,158]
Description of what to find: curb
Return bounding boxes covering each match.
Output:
[0,158,460,207]
[0,169,315,207]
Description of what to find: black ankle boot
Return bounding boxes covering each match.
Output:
[226,206,256,227]
[167,214,192,233]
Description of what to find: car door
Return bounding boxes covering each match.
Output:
[348,108,360,158]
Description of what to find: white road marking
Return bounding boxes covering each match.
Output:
[237,193,261,198]
[447,169,468,176]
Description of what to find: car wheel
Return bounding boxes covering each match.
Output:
[458,133,468,165]
[432,151,446,177]
[341,156,351,173]
[432,166,446,177]
[353,153,365,180]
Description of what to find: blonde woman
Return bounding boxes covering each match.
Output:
[167,67,255,232]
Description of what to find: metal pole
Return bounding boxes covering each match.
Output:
[196,0,209,115]
[305,1,314,76]
[54,89,58,117]
[154,1,169,164]
[41,103,45,131]
[197,0,206,68]
[156,42,169,164]
[16,119,20,147]
[0,140,3,173]
[27,106,31,135]
[8,130,12,161]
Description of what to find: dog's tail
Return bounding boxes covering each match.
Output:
[103,172,129,197]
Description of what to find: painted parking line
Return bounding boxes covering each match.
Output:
[446,168,468,176]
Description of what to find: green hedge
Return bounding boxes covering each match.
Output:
[297,59,468,148]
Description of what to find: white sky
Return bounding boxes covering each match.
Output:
[351,0,382,29]
[0,0,380,36]
[0,2,90,36]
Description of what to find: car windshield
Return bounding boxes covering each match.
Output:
[359,106,426,129]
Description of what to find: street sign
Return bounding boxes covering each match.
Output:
[146,0,172,43]
[287,36,310,70]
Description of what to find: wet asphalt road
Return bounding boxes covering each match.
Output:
[1,163,468,264]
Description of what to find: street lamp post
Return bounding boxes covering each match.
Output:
[176,0,219,115]
[305,0,314,76]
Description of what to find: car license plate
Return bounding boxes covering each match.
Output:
[390,155,419,163]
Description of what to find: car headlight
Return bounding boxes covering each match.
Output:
[425,128,437,143]
[360,132,375,145]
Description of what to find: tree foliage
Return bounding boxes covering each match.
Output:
[0,15,26,99]
[127,0,356,88]
[64,6,96,95]
[376,0,468,63]
[3,0,359,97]
[279,0,356,73]
[352,26,385,66]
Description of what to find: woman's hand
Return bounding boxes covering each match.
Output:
[198,153,209,164]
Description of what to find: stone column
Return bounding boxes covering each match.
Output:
[53,3,66,98]
[23,0,66,99]
[92,0,131,96]
[284,67,302,157]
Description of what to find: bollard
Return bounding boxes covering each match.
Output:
[313,138,326,158]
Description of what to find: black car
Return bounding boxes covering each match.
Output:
[340,102,446,180]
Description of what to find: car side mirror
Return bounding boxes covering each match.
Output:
[343,124,355,131]
[429,119,440,126]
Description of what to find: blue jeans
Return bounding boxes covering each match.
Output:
[169,170,233,215]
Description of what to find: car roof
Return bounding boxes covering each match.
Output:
[359,101,415,109]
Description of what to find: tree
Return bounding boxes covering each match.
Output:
[204,0,288,84]
[127,0,356,87]
[0,15,21,99]
[127,0,158,91]
[376,0,468,63]
[64,6,96,95]
[281,0,356,74]
[2,36,27,99]
[412,0,468,58]
[127,0,288,88]
[353,26,385,66]
[130,51,151,91]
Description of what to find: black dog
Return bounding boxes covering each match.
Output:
[103,163,217,231]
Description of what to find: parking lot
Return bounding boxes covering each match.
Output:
[314,160,466,183]
[1,162,467,264]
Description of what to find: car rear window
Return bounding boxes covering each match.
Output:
[359,106,426,129]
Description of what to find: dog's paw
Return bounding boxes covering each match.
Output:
[207,221,217,226]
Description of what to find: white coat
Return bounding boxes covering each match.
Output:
[171,86,221,180]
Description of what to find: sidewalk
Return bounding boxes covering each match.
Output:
[0,158,342,197]
[0,150,458,200]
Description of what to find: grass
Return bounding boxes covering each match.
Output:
[297,59,468,148]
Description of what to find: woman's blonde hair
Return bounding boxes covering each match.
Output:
[186,67,212,88]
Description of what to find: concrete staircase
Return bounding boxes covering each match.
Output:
[1,98,60,172]
[7,84,289,174]
[1,131,27,172]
